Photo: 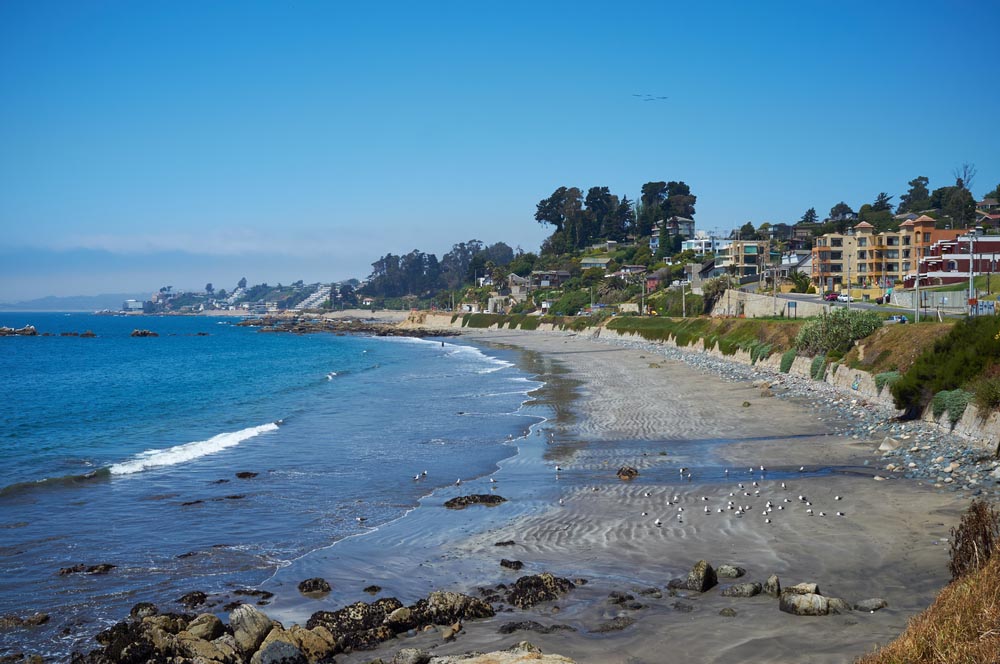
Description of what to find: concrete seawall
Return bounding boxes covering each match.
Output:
[401,310,1000,451]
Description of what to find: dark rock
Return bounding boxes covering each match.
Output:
[308,597,404,638]
[416,592,493,625]
[855,598,888,612]
[186,613,224,641]
[130,329,158,338]
[93,620,157,664]
[497,621,576,635]
[363,585,382,595]
[684,560,717,592]
[719,607,738,617]
[178,591,207,608]
[607,591,635,605]
[671,601,694,613]
[784,582,820,596]
[590,616,635,633]
[254,639,306,664]
[494,540,516,547]
[58,564,86,576]
[80,331,96,338]
[87,564,116,574]
[443,494,506,509]
[297,577,332,594]
[129,603,158,620]
[779,592,829,616]
[763,574,781,597]
[638,587,662,599]
[500,559,523,571]
[721,582,762,598]
[504,573,575,609]
[666,578,685,590]
[616,466,639,480]
[716,564,746,578]
[234,588,275,600]
[236,471,259,479]
[180,500,204,506]
[827,598,853,615]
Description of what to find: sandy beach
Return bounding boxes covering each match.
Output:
[254,327,968,664]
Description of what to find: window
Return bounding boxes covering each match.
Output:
[858,250,867,259]
[903,249,910,258]
[887,263,898,272]
[948,261,957,271]
[887,237,899,246]
[903,237,911,245]
[858,238,867,247]
[832,238,843,247]
[831,251,842,260]
[923,233,931,242]
[831,264,842,273]
[886,250,899,259]
[857,264,867,272]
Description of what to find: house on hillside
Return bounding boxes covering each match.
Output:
[580,256,612,271]
[905,232,1000,289]
[508,274,530,302]
[530,270,571,289]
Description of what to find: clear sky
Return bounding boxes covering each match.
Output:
[1,0,998,301]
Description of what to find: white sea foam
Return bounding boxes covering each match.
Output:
[109,422,279,475]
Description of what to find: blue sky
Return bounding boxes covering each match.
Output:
[1,0,998,300]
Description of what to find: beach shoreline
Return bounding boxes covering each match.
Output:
[325,328,969,663]
[56,325,976,663]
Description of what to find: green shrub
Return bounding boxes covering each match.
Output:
[932,389,972,427]
[794,307,883,356]
[891,317,1000,417]
[970,374,1000,415]
[874,371,902,394]
[810,355,827,380]
[780,349,796,373]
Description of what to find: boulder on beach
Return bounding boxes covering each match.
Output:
[855,598,888,612]
[615,466,639,481]
[779,592,829,616]
[500,559,524,571]
[763,574,781,597]
[879,437,901,452]
[178,591,208,608]
[297,577,331,594]
[716,564,746,578]
[683,560,717,592]
[721,582,762,598]
[230,603,274,655]
[827,597,853,614]
[504,573,575,609]
[443,494,506,509]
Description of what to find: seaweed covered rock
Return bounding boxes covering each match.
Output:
[504,573,575,609]
[415,591,494,624]
[443,494,506,509]
[297,578,331,595]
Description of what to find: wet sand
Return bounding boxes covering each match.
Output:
[266,329,965,664]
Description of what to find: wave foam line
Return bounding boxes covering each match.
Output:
[109,422,280,475]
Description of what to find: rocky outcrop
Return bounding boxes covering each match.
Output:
[130,329,158,337]
[178,591,208,608]
[58,563,116,576]
[0,325,37,336]
[615,466,639,480]
[504,573,575,609]
[423,641,576,663]
[297,578,331,595]
[0,613,49,630]
[683,560,717,592]
[500,559,524,571]
[763,574,781,597]
[231,604,274,655]
[443,494,507,509]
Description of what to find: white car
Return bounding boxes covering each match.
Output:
[836,293,853,302]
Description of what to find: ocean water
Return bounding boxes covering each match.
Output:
[0,313,541,657]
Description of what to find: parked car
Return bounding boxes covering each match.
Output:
[824,292,839,301]
[836,293,853,302]
[885,314,908,324]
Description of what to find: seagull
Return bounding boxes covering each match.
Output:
[799,466,805,472]
[677,507,684,512]
[641,511,648,516]
[490,478,497,483]
[422,470,427,476]
[558,498,564,506]
[654,518,662,527]
[765,518,771,524]
[413,474,421,481]
[455,478,462,486]
[781,482,786,489]
[760,465,766,471]
[555,465,562,472]
[357,516,367,523]
[724,468,729,475]
[679,467,688,474]
[806,509,813,515]
[819,512,826,517]
[777,505,784,510]
[834,496,842,501]
[704,506,710,514]
[836,511,845,517]
[644,492,651,497]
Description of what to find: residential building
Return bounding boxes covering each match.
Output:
[681,237,732,256]
[653,216,695,240]
[905,232,1000,288]
[122,299,144,312]
[507,274,530,302]
[717,241,767,278]
[790,222,820,250]
[579,256,612,271]
[530,270,571,289]
[777,251,812,279]
[811,230,858,291]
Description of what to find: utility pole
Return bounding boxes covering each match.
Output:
[682,282,686,318]
[969,232,976,317]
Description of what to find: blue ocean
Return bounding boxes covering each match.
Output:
[0,313,541,658]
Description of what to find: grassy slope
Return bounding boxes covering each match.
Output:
[855,554,1000,664]
[844,322,955,374]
